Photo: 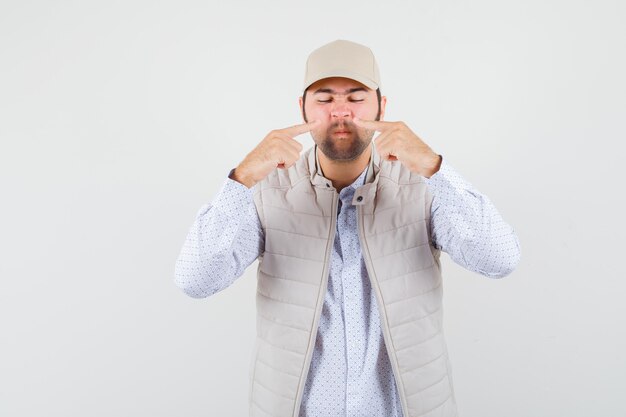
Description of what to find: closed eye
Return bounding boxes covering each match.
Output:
[317,99,364,103]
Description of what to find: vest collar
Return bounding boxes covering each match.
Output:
[307,142,382,206]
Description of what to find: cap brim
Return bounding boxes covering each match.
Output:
[304,70,379,91]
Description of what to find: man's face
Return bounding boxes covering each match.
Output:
[299,77,386,162]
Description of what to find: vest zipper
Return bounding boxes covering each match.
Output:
[356,203,411,417]
[292,190,339,417]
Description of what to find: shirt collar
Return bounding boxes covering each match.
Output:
[307,142,382,207]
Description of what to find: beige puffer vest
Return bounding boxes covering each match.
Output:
[250,143,458,417]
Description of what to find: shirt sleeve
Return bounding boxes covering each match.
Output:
[424,156,521,278]
[174,170,264,298]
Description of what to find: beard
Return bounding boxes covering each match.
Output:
[314,120,375,162]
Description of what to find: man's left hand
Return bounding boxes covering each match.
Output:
[353,117,442,178]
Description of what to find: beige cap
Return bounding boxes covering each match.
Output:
[303,39,381,92]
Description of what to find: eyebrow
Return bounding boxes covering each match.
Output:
[313,87,369,95]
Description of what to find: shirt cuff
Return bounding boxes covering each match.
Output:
[205,169,256,217]
[423,156,473,196]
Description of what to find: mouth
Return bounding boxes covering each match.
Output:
[330,122,355,136]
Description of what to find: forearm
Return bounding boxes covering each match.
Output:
[425,159,521,278]
[174,177,263,298]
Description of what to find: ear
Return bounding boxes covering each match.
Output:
[299,96,306,122]
[379,95,387,121]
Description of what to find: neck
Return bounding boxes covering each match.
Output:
[317,145,372,193]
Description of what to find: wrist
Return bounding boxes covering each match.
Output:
[229,166,257,189]
[422,153,442,179]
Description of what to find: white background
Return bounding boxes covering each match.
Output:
[1,0,625,416]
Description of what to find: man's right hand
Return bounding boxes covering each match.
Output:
[230,120,320,188]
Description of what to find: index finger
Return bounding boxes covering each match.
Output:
[353,117,394,132]
[281,119,320,137]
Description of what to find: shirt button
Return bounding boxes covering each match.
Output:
[356,196,363,202]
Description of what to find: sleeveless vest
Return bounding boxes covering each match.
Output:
[250,143,458,417]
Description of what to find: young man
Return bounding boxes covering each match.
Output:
[175,39,521,417]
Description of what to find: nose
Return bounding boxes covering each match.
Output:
[330,102,351,119]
